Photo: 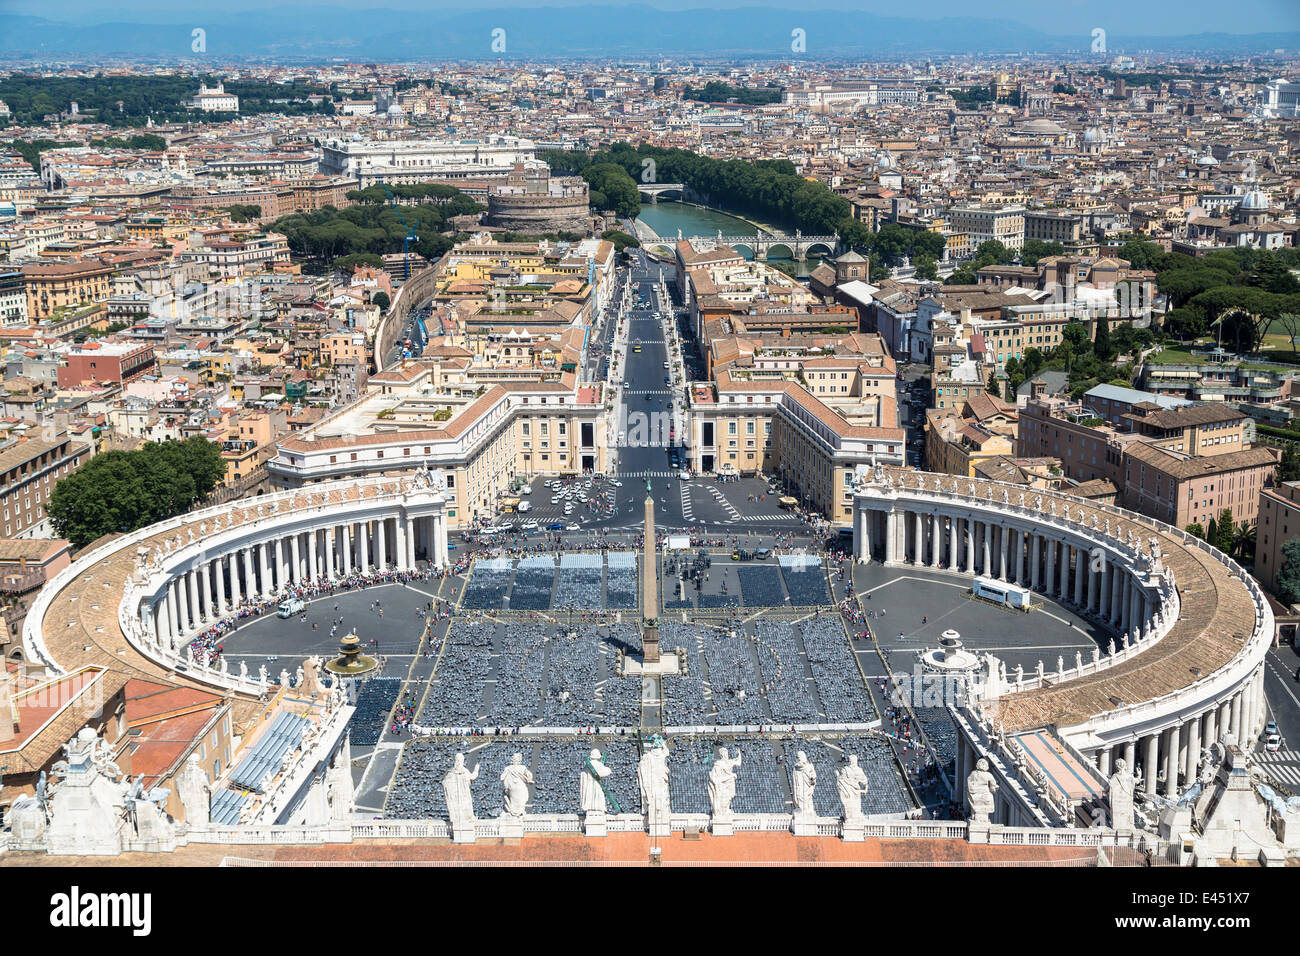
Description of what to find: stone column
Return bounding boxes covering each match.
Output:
[243,547,256,604]
[1045,537,1056,595]
[342,524,353,576]
[1120,576,1131,636]
[1123,740,1136,778]
[1073,547,1085,607]
[155,596,169,647]
[407,518,417,569]
[965,517,974,573]
[290,534,302,583]
[361,521,372,573]
[165,580,178,645]
[1057,543,1069,601]
[327,527,338,579]
[175,571,190,633]
[1143,734,1158,795]
[1099,558,1111,622]
[1031,534,1041,591]
[199,561,213,621]
[1130,586,1143,639]
[982,523,991,577]
[186,568,201,628]
[1230,692,1243,746]
[998,526,1009,582]
[308,529,320,581]
[213,557,226,618]
[229,552,241,609]
[913,510,924,566]
[1164,723,1180,799]
[1098,746,1111,777]
[1185,715,1201,784]
[1088,554,1100,613]
[395,517,409,572]
[932,513,942,569]
[1205,706,1218,749]
[378,519,389,568]
[948,515,957,571]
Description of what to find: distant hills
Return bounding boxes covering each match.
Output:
[0,5,1296,59]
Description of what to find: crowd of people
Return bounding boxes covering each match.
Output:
[186,566,441,668]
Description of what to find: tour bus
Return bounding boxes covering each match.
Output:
[501,497,520,514]
[778,496,799,510]
[277,598,306,618]
[971,576,1031,610]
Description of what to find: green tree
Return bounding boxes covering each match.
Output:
[371,291,390,310]
[1280,446,1300,483]
[987,370,1000,398]
[914,255,938,281]
[1021,239,1064,268]
[1212,507,1235,555]
[1185,522,1205,540]
[1276,538,1300,605]
[48,438,226,548]
[1093,315,1111,361]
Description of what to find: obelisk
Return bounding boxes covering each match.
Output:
[641,473,660,663]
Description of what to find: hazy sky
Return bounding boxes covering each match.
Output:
[2,0,1297,37]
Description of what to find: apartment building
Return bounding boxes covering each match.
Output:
[1256,481,1300,597]
[22,260,115,321]
[946,205,1026,252]
[688,369,904,526]
[56,341,157,388]
[0,434,91,539]
[267,370,608,525]
[1122,441,1278,529]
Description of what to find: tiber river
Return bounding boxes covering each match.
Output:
[635,201,825,276]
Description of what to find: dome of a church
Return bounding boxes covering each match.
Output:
[1240,188,1269,210]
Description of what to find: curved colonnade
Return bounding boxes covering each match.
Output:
[23,474,450,697]
[851,466,1273,808]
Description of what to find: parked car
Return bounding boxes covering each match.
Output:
[546,522,564,531]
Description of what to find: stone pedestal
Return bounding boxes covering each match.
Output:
[967,824,990,844]
[583,810,607,836]
[841,821,866,842]
[792,813,818,837]
[623,652,680,676]
[450,821,477,844]
[711,814,734,837]
[499,815,524,840]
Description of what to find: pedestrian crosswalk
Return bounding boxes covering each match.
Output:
[1255,749,1300,786]
[680,483,695,522]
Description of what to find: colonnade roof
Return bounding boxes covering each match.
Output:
[870,466,1260,733]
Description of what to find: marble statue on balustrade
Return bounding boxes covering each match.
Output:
[836,755,870,824]
[638,737,671,834]
[967,757,998,828]
[176,753,212,827]
[321,734,354,826]
[500,753,534,818]
[792,751,817,817]
[708,747,742,820]
[300,657,324,699]
[1109,758,1136,832]
[125,777,174,843]
[581,749,612,816]
[442,752,480,831]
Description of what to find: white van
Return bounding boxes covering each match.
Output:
[277,598,305,618]
[518,501,532,513]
